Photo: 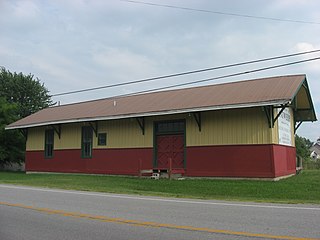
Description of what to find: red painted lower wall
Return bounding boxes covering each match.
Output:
[272,145,296,177]
[26,148,153,175]
[186,144,296,178]
[26,144,296,178]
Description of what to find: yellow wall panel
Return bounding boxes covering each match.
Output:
[54,123,81,150]
[186,107,273,146]
[95,113,189,149]
[271,116,279,144]
[296,86,310,109]
[26,123,82,151]
[94,118,153,148]
[290,108,296,146]
[26,106,294,151]
[26,127,45,151]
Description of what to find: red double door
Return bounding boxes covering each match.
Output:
[156,134,184,169]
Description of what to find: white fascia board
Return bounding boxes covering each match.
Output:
[5,100,288,130]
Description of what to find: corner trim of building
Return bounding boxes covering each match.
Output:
[26,171,297,181]
[272,173,296,181]
[182,174,296,181]
[25,171,135,178]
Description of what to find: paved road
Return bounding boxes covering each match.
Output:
[0,184,319,240]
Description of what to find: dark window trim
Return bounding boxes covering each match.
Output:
[154,119,185,136]
[98,132,107,146]
[44,129,54,158]
[81,126,93,158]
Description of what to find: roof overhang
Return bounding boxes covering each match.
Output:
[291,77,317,122]
[5,99,289,130]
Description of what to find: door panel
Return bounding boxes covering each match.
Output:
[156,134,184,169]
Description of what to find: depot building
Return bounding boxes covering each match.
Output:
[6,74,317,179]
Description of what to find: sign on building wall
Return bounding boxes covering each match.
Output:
[278,108,292,146]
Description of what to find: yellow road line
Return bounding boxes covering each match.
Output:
[0,201,318,240]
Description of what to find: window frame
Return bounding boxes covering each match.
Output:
[97,133,107,146]
[155,120,185,135]
[81,126,93,158]
[44,129,54,158]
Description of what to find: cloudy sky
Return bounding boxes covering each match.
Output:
[0,0,319,140]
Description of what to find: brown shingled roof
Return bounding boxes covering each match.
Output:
[6,74,317,129]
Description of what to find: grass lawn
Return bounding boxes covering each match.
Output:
[0,170,319,204]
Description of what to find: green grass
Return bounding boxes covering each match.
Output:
[0,170,319,204]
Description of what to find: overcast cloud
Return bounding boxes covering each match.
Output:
[0,0,319,140]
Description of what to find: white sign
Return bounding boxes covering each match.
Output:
[278,108,292,146]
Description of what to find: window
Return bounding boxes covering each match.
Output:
[98,133,107,146]
[45,129,54,158]
[82,126,93,158]
[155,120,185,134]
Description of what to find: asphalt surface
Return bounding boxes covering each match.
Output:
[0,184,319,240]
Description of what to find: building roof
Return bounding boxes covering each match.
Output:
[6,74,317,130]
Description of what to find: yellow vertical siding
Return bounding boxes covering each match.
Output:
[26,127,45,151]
[271,117,279,144]
[296,86,310,109]
[26,106,289,151]
[26,123,82,151]
[94,118,153,148]
[98,114,190,148]
[186,107,273,146]
[55,123,81,150]
[290,108,296,146]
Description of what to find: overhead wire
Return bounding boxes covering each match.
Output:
[120,0,320,25]
[52,49,320,97]
[112,56,320,98]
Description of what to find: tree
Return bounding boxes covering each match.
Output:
[295,135,313,160]
[0,98,25,167]
[0,67,54,118]
[0,67,54,167]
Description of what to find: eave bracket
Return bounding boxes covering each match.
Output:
[264,105,288,128]
[295,121,303,133]
[51,125,61,139]
[89,121,98,137]
[19,128,28,140]
[136,117,145,135]
[273,105,287,126]
[192,112,201,132]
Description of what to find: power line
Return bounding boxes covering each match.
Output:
[120,0,320,25]
[113,56,320,98]
[52,49,320,97]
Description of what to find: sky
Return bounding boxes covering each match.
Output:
[0,0,319,141]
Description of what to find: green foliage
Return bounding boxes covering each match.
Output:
[0,98,25,166]
[295,135,313,160]
[294,135,320,170]
[303,158,320,170]
[0,67,54,118]
[0,67,54,167]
